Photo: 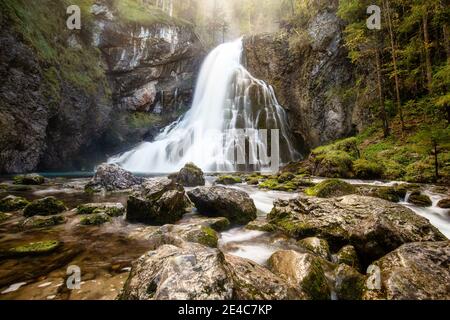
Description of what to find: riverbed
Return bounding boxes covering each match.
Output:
[0,175,448,300]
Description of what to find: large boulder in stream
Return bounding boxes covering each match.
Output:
[119,235,306,300]
[169,163,205,187]
[187,186,257,225]
[23,197,67,217]
[126,178,188,225]
[268,195,447,264]
[119,241,234,300]
[0,195,29,212]
[366,241,450,300]
[85,164,143,192]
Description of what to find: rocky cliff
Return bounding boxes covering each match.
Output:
[0,0,203,173]
[243,1,370,150]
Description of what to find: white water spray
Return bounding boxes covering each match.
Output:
[108,38,298,173]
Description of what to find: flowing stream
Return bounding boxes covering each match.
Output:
[108,38,299,173]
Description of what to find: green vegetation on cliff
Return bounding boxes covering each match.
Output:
[0,0,109,99]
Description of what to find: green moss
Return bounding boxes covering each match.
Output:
[305,179,356,198]
[128,112,163,129]
[13,174,45,185]
[0,196,30,212]
[352,159,384,179]
[246,220,276,232]
[80,213,111,226]
[197,226,219,248]
[3,240,60,257]
[23,215,66,229]
[207,217,231,232]
[0,212,9,222]
[216,175,242,185]
[23,197,67,217]
[258,179,297,191]
[1,0,110,97]
[372,186,407,203]
[115,0,190,27]
[301,259,330,300]
[335,264,365,300]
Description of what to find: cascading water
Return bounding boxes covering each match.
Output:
[108,38,299,173]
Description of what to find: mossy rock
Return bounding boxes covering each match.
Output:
[0,212,9,222]
[23,197,67,217]
[312,150,354,178]
[305,179,356,198]
[246,177,261,185]
[169,163,205,187]
[77,203,125,217]
[0,195,30,212]
[334,245,361,271]
[1,240,60,258]
[206,217,231,232]
[277,172,295,183]
[408,192,432,207]
[22,215,66,229]
[216,175,242,185]
[246,220,276,232]
[291,176,315,187]
[297,237,331,260]
[259,179,297,191]
[371,186,407,203]
[196,226,219,248]
[437,198,450,209]
[13,174,45,185]
[352,159,384,179]
[334,264,366,300]
[80,213,111,226]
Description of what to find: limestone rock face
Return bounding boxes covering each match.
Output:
[0,0,203,173]
[366,241,450,300]
[187,186,257,225]
[243,1,370,150]
[126,178,188,225]
[85,164,143,192]
[268,195,447,263]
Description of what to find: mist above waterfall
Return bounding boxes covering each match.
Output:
[108,38,299,173]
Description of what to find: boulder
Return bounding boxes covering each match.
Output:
[187,186,257,225]
[408,192,432,207]
[437,198,450,209]
[23,197,67,217]
[297,237,331,260]
[305,179,356,198]
[334,264,366,300]
[179,216,231,232]
[268,250,330,300]
[169,163,205,187]
[77,202,125,217]
[119,242,233,300]
[85,164,143,192]
[13,173,45,185]
[215,175,242,185]
[268,195,446,263]
[370,186,407,203]
[224,254,306,300]
[366,242,450,300]
[334,245,361,271]
[0,195,29,212]
[126,178,188,225]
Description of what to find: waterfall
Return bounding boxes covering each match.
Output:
[108,38,299,173]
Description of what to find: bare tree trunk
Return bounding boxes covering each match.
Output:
[423,11,433,92]
[375,49,390,138]
[383,0,405,132]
